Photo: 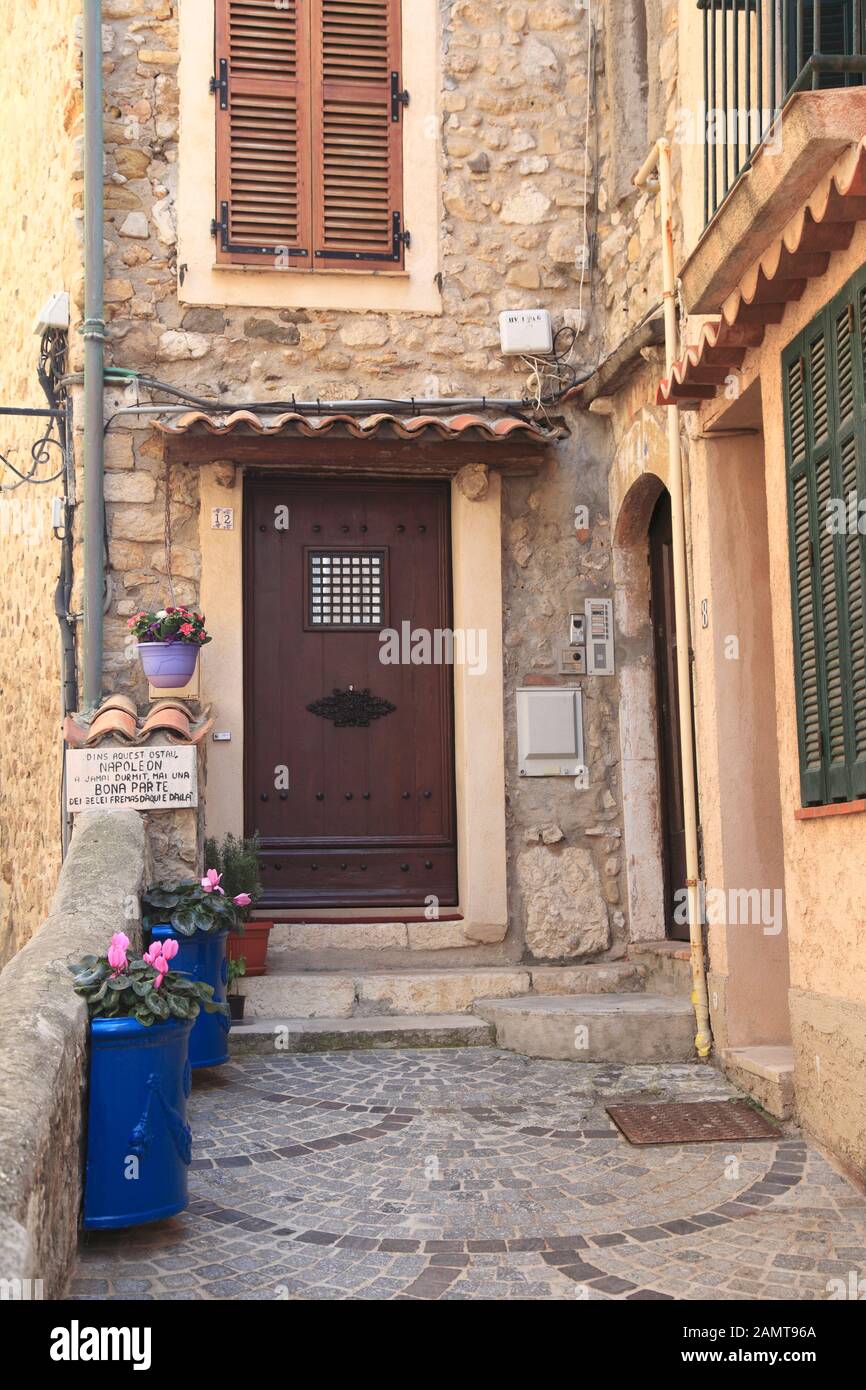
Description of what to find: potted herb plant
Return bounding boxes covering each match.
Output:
[69,932,225,1230]
[227,955,247,1022]
[142,871,251,1069]
[127,605,211,689]
[205,832,274,976]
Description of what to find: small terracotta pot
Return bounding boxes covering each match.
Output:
[228,919,273,976]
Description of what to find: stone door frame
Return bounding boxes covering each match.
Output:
[611,444,670,944]
[197,459,509,947]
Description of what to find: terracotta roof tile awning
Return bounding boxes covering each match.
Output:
[155,410,565,445]
[657,138,866,409]
[64,697,213,749]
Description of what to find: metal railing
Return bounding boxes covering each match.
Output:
[701,0,866,224]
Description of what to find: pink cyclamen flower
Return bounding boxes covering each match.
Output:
[143,941,171,988]
[233,893,252,907]
[107,931,130,973]
[200,868,224,895]
[107,944,128,973]
[160,937,179,962]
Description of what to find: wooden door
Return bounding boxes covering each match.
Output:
[244,476,457,908]
[649,490,690,941]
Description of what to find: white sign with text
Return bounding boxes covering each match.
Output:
[65,745,198,813]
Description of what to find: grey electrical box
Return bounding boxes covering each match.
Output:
[516,686,585,777]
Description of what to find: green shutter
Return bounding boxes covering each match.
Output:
[784,264,866,805]
[785,345,826,804]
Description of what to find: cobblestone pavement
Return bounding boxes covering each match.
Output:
[72,1050,866,1301]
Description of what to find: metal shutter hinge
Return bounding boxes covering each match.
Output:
[211,203,228,245]
[390,72,410,121]
[392,211,411,252]
[210,59,228,109]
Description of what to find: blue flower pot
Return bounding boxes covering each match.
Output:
[83,1015,193,1231]
[150,924,230,1068]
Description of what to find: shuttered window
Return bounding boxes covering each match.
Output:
[213,0,407,270]
[783,264,866,806]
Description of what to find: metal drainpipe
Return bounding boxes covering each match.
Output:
[82,0,106,710]
[634,138,712,1059]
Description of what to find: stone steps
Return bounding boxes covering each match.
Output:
[628,941,694,997]
[723,1045,795,1119]
[228,1014,495,1056]
[242,962,644,1019]
[474,993,697,1063]
[267,920,466,956]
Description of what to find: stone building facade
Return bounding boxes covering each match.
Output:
[2,0,865,1183]
[1,0,638,968]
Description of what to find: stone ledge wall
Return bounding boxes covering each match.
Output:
[789,989,866,1187]
[0,810,146,1298]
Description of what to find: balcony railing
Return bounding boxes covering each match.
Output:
[700,0,866,225]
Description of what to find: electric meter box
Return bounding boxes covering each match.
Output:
[516,686,585,777]
[499,309,554,356]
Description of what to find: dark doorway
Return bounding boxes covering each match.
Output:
[649,489,690,941]
[244,475,457,910]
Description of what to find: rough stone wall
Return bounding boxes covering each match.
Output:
[77,1,604,406]
[0,3,82,965]
[502,420,628,961]
[596,0,683,353]
[68,0,611,736]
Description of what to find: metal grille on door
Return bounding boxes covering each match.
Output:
[308,549,386,628]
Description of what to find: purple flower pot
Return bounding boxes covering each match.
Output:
[136,641,200,689]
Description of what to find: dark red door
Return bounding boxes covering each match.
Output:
[244,476,457,908]
[649,490,690,941]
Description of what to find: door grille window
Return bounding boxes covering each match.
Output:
[308,549,386,628]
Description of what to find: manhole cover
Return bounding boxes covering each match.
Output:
[605,1100,780,1146]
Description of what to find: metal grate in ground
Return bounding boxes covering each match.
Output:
[606,1100,780,1146]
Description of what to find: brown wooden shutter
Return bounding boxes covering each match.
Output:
[311,0,407,269]
[214,0,312,266]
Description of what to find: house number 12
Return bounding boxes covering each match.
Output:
[211,507,234,531]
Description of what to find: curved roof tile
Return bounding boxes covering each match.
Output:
[657,138,866,408]
[155,410,564,443]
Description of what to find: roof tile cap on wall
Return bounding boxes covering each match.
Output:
[63,697,214,749]
[154,410,566,443]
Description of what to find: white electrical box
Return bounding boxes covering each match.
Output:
[498,308,553,356]
[585,598,615,675]
[517,686,584,777]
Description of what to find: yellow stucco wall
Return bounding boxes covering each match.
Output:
[693,220,866,1173]
[699,222,866,1012]
[0,3,81,964]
